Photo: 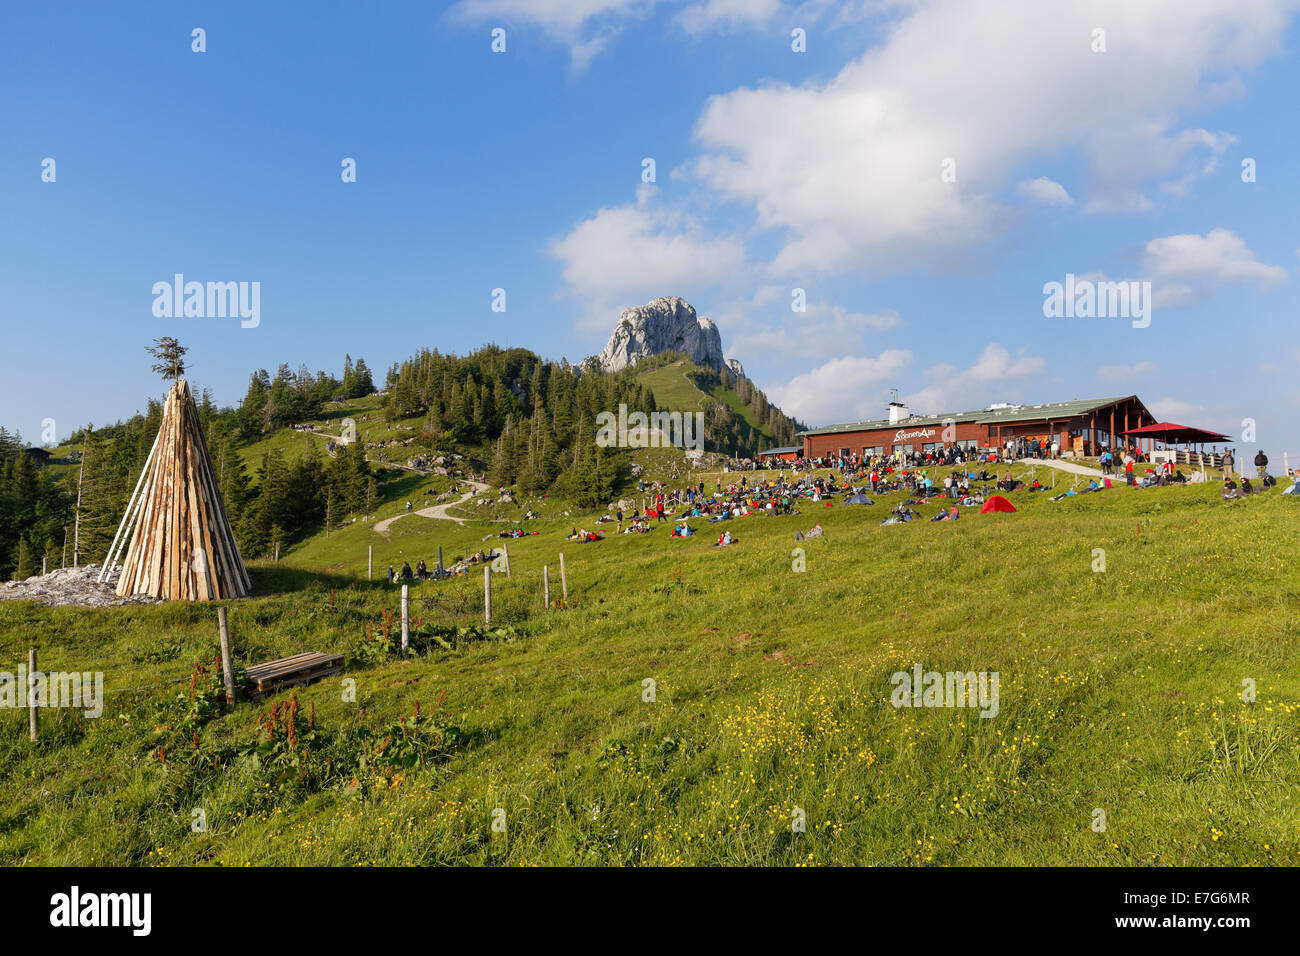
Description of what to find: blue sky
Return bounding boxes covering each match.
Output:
[3,1,1298,462]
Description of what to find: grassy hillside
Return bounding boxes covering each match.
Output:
[636,360,787,454]
[234,394,432,486]
[1,462,1297,866]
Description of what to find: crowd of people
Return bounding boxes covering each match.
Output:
[377,444,1295,585]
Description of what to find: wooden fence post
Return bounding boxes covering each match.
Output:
[368,545,373,581]
[41,556,47,576]
[502,544,511,579]
[484,566,492,625]
[274,542,280,562]
[28,648,38,742]
[543,565,550,609]
[217,606,236,706]
[437,546,444,576]
[401,584,410,655]
[559,552,568,604]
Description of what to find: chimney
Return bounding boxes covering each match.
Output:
[888,389,907,425]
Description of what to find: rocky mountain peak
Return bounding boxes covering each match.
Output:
[591,296,740,376]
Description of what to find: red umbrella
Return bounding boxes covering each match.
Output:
[979,495,1017,514]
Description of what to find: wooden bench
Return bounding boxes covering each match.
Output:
[245,652,344,696]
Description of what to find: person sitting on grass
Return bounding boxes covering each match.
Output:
[400,561,414,581]
[715,529,734,546]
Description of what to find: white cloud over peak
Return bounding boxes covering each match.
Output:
[548,185,747,329]
[728,301,901,360]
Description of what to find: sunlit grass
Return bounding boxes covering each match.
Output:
[1,473,1296,866]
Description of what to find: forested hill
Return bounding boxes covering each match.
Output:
[0,344,804,580]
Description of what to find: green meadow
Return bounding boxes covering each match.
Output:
[1,462,1297,866]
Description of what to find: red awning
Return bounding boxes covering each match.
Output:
[1122,422,1229,444]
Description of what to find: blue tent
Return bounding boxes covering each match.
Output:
[843,493,874,505]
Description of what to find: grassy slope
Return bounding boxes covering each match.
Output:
[1,462,1297,866]
[636,361,777,449]
[235,394,436,485]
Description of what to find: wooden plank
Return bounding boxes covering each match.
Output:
[115,379,251,601]
[245,658,343,681]
[246,651,345,694]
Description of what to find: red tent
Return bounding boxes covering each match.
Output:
[979,495,1017,513]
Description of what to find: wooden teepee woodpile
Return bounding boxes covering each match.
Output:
[115,379,251,601]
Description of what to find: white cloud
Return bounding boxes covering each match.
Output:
[451,0,783,66]
[1098,361,1158,382]
[450,0,659,69]
[677,0,781,35]
[1018,177,1073,206]
[766,350,913,424]
[903,344,1046,416]
[549,185,747,329]
[1148,397,1205,421]
[729,302,901,359]
[1146,398,1239,436]
[689,0,1294,275]
[1143,228,1287,284]
[766,342,1046,426]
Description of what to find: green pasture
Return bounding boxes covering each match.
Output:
[1,472,1296,865]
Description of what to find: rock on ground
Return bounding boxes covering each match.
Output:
[0,565,163,609]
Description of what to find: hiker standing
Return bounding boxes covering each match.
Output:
[387,564,395,584]
[1255,449,1268,480]
[1221,448,1234,480]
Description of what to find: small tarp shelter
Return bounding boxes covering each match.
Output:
[103,379,251,601]
[979,495,1017,514]
[843,493,874,505]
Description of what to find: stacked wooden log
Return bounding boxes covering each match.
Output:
[116,379,251,601]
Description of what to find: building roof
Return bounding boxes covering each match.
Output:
[756,446,801,456]
[797,396,1142,437]
[1123,421,1229,444]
